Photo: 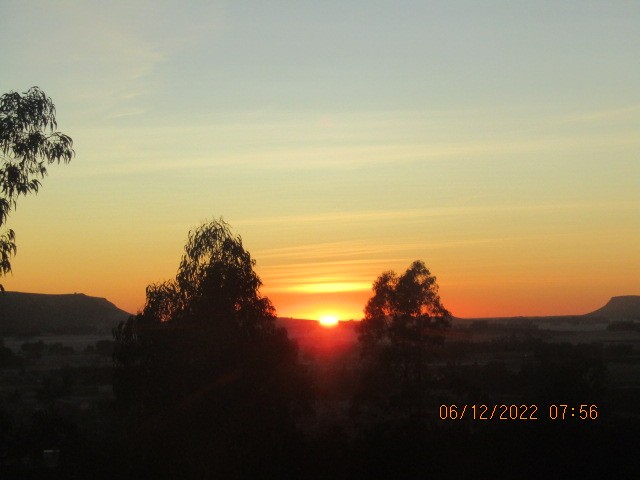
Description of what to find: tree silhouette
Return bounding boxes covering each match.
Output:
[355,260,451,421]
[0,87,74,290]
[113,219,309,478]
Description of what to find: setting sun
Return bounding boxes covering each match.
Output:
[319,315,339,327]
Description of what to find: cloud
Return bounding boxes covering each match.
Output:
[559,104,640,124]
[241,201,638,228]
[1,2,165,118]
[286,282,372,293]
[106,109,146,119]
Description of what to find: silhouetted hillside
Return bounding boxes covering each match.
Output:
[585,295,640,320]
[0,291,130,335]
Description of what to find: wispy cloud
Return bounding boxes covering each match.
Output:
[3,2,165,119]
[241,201,639,228]
[559,104,640,124]
[106,109,146,119]
[63,125,640,178]
[285,282,372,293]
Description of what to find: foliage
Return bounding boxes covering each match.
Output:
[355,260,451,421]
[525,342,607,403]
[113,219,309,478]
[0,86,74,290]
[359,260,451,351]
[138,219,277,329]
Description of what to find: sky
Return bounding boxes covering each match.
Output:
[1,0,638,320]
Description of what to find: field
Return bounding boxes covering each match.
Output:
[1,315,639,477]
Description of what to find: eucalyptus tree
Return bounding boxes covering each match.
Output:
[0,87,74,289]
[113,218,309,478]
[356,260,452,420]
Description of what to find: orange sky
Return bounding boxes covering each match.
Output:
[2,2,639,320]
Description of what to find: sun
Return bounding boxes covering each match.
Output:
[318,315,339,327]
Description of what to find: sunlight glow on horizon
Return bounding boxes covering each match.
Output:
[319,315,339,327]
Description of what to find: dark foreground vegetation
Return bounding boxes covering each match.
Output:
[1,220,639,479]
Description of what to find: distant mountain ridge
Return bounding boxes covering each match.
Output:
[0,291,131,335]
[2,292,637,337]
[585,295,640,320]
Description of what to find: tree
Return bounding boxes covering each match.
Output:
[355,260,451,421]
[0,86,74,290]
[113,219,309,478]
[359,260,451,350]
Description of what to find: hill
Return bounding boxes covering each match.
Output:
[0,292,131,335]
[585,295,640,320]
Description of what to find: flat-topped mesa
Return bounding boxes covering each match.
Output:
[585,295,640,321]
